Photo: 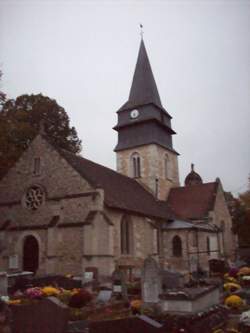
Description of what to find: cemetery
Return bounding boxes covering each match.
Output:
[1,257,250,332]
[0,12,244,332]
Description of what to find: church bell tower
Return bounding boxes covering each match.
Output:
[114,39,179,200]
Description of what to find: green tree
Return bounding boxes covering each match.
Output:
[232,186,250,247]
[0,93,82,178]
[0,71,6,107]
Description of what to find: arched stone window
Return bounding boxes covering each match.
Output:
[207,236,210,255]
[121,216,131,255]
[173,235,182,257]
[131,153,141,178]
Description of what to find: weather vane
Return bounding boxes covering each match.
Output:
[140,23,144,39]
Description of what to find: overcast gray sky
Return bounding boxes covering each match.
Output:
[0,0,249,196]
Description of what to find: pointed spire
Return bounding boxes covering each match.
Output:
[128,39,162,108]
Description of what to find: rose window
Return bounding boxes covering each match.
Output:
[23,185,45,210]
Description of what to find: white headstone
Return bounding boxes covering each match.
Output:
[84,271,94,281]
[8,254,18,269]
[113,285,122,293]
[96,290,112,303]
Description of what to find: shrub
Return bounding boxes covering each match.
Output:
[68,289,92,308]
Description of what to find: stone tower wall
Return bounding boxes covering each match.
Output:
[116,144,179,200]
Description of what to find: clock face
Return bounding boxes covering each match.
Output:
[130,109,139,119]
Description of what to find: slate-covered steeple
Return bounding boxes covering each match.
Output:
[120,39,163,111]
[114,38,180,199]
[114,39,177,153]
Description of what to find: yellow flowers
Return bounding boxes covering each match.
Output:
[224,295,244,309]
[8,299,21,305]
[130,299,142,310]
[65,274,73,279]
[223,282,241,293]
[238,267,250,276]
[42,286,60,296]
[224,276,237,284]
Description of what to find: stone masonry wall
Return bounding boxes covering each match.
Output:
[163,229,219,274]
[208,183,236,259]
[103,208,159,272]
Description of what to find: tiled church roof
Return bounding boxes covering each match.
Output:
[59,148,173,220]
[167,182,218,220]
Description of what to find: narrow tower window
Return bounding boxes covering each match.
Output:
[207,237,210,255]
[165,154,170,179]
[131,153,141,178]
[33,158,41,175]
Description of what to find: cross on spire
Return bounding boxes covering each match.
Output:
[140,23,144,39]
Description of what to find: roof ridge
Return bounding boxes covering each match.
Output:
[171,182,217,190]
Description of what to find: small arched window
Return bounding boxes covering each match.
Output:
[131,153,141,178]
[173,235,182,257]
[165,154,170,180]
[121,216,131,255]
[207,237,210,255]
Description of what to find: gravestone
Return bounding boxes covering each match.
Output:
[96,290,112,303]
[142,256,162,303]
[112,268,128,299]
[190,255,198,274]
[82,267,98,285]
[161,269,184,289]
[0,272,8,296]
[11,296,69,333]
[67,320,89,333]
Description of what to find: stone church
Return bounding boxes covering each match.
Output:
[0,39,236,278]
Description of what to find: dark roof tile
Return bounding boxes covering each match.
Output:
[167,182,218,220]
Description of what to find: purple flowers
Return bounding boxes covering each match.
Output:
[25,287,43,299]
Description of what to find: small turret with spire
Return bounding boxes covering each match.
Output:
[184,164,203,186]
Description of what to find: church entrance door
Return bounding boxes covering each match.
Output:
[23,235,39,273]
